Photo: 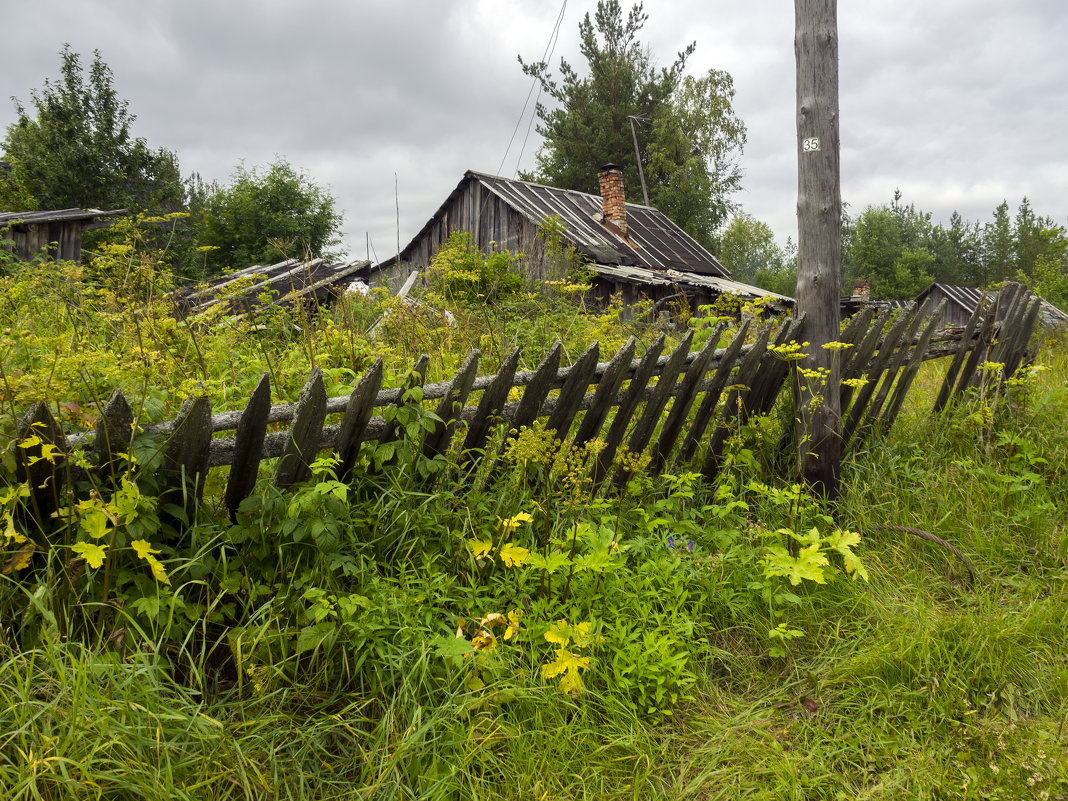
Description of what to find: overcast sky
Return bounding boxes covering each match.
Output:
[3,1,1067,260]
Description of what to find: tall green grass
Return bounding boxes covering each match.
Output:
[1,237,1066,798]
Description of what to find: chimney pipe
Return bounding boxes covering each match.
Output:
[598,163,627,239]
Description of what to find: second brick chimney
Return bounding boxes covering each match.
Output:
[598,163,627,239]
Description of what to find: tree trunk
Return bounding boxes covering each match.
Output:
[794,0,842,500]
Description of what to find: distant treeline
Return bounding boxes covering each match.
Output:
[721,191,1068,308]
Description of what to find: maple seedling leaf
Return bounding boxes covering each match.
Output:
[72,541,107,569]
[542,648,591,693]
[826,529,869,581]
[543,620,572,646]
[77,503,111,540]
[499,541,530,567]
[131,539,170,585]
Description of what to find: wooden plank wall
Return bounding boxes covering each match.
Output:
[12,290,1044,529]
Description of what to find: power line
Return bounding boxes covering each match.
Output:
[497,0,567,179]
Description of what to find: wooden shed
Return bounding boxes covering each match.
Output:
[916,282,1068,328]
[373,167,791,312]
[0,208,125,263]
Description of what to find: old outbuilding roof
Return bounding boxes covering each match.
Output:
[382,170,791,303]
[464,170,730,277]
[177,257,371,318]
[916,282,1068,326]
[0,208,126,228]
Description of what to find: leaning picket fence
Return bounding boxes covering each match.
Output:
[15,283,1044,529]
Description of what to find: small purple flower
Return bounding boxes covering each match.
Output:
[667,536,676,549]
[686,540,695,552]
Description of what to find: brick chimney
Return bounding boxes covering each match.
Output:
[598,163,627,239]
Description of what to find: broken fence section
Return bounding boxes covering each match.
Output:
[15,287,1044,528]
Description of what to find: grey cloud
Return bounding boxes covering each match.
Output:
[2,0,1067,258]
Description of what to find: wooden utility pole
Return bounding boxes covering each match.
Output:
[794,0,842,499]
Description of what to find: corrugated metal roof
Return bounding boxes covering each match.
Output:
[917,282,1068,326]
[0,208,126,226]
[389,170,733,279]
[917,283,989,314]
[468,171,730,277]
[591,263,792,303]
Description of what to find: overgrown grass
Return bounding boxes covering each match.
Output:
[1,234,1066,799]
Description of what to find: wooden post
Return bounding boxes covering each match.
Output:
[795,0,842,499]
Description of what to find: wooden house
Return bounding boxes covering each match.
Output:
[0,208,125,262]
[915,282,1068,327]
[372,166,792,312]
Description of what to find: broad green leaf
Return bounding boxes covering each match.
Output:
[73,541,107,569]
[544,620,572,646]
[131,539,170,585]
[527,551,571,572]
[434,634,474,666]
[78,503,111,540]
[112,479,143,523]
[296,621,336,654]
[762,544,828,586]
[542,647,591,693]
[499,541,530,567]
[826,529,869,581]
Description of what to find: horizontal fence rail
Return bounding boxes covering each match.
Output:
[15,284,1045,527]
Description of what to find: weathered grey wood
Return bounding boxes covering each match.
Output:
[92,390,134,478]
[1005,297,1042,381]
[545,341,600,442]
[877,300,947,438]
[423,350,480,459]
[614,330,694,489]
[223,372,272,520]
[984,287,1029,385]
[650,324,725,474]
[274,368,328,489]
[745,318,803,419]
[701,321,775,481]
[571,337,636,451]
[673,321,751,470]
[837,306,877,376]
[163,393,212,525]
[16,402,66,527]
[933,298,987,412]
[336,358,384,481]
[973,284,1026,394]
[996,295,1040,389]
[500,342,563,442]
[839,306,886,409]
[591,334,665,488]
[951,295,1001,402]
[483,342,563,486]
[840,307,917,447]
[460,347,521,460]
[794,0,843,499]
[1022,319,1046,369]
[848,299,935,449]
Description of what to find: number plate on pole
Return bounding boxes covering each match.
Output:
[803,137,821,152]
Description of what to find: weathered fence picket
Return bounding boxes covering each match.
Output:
[9,290,1046,530]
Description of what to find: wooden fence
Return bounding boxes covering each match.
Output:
[15,283,1045,528]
